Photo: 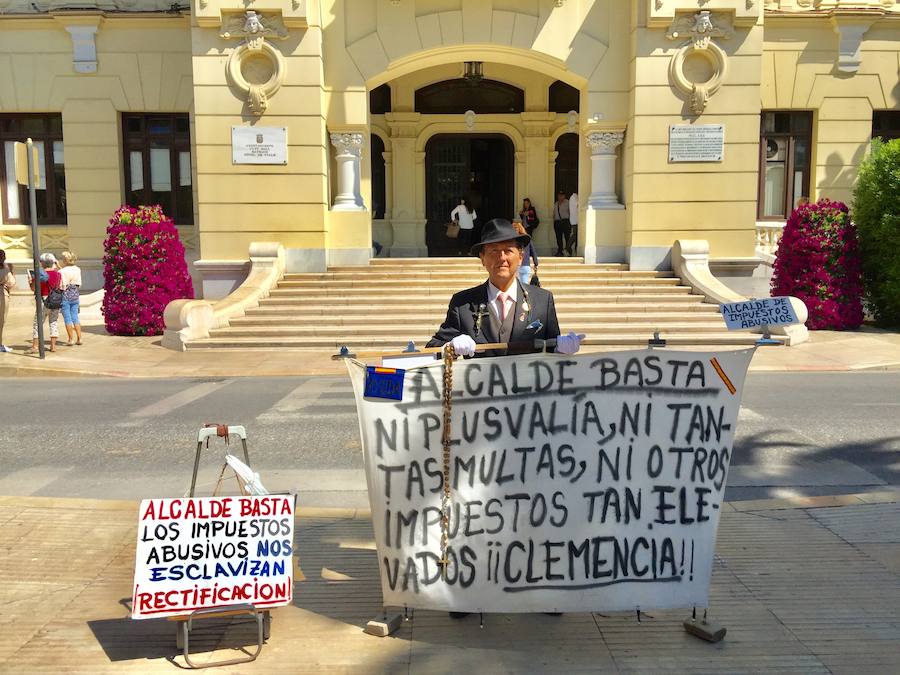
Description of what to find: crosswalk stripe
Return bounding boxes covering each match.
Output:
[256,379,354,422]
[739,406,764,422]
[120,380,234,426]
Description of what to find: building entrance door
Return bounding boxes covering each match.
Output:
[425,134,514,256]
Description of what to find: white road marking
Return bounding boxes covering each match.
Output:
[122,380,234,425]
[739,406,764,421]
[256,379,354,422]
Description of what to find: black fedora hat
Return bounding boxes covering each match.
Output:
[470,218,530,255]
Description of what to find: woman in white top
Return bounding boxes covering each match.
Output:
[0,248,15,352]
[59,250,83,346]
[450,198,477,256]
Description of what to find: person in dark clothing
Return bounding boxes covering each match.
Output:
[552,191,572,256]
[518,198,539,236]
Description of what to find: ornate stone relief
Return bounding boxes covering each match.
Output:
[220,11,289,116]
[586,131,625,155]
[666,11,732,115]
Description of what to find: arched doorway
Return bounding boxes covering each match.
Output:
[425,133,514,256]
[554,133,578,198]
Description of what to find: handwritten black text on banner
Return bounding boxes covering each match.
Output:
[346,349,752,613]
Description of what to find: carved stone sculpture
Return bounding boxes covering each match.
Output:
[220,10,289,116]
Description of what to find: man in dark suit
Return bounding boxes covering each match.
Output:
[427,218,583,357]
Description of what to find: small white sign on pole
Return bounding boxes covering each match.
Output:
[720,297,799,330]
[668,124,725,162]
[232,126,288,165]
[132,495,295,619]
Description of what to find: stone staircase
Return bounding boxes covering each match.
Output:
[187,257,762,350]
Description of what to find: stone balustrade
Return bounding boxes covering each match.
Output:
[756,222,785,262]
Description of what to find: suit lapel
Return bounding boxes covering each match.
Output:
[473,282,496,344]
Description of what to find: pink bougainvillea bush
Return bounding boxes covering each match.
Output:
[771,199,863,330]
[102,205,194,335]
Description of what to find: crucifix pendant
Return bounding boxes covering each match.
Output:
[438,556,450,580]
[474,304,488,336]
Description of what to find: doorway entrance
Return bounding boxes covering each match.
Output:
[425,134,514,256]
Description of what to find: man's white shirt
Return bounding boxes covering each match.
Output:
[487,280,518,321]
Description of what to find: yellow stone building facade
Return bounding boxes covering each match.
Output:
[0,0,898,297]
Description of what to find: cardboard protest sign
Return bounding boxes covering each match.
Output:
[132,495,295,619]
[721,297,799,330]
[346,349,753,613]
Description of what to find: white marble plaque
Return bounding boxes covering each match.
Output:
[668,125,725,162]
[232,126,288,165]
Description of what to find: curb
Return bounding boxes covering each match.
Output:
[2,490,897,517]
[3,362,899,378]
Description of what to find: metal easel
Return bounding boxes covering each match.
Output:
[174,424,270,668]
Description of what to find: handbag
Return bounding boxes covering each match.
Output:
[446,221,460,239]
[44,286,64,310]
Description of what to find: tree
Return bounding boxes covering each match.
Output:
[852,138,900,327]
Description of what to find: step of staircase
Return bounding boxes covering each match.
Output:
[186,258,765,350]
[189,333,769,350]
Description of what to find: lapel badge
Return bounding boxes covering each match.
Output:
[474,303,488,335]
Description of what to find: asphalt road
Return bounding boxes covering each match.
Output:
[1,372,898,506]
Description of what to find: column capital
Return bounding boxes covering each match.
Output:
[586,130,625,155]
[330,132,364,156]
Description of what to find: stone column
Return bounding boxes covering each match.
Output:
[330,132,365,211]
[586,130,625,210]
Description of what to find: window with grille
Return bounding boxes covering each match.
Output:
[0,114,67,225]
[122,113,194,225]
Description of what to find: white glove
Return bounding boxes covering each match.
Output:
[449,334,477,357]
[555,332,585,355]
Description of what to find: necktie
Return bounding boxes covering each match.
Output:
[497,292,508,321]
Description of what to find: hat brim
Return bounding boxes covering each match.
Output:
[470,234,531,256]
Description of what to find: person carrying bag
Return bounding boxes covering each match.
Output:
[27,253,63,354]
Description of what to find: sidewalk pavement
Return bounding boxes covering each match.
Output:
[0,492,898,673]
[2,307,899,378]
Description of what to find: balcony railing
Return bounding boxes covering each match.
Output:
[756,222,785,263]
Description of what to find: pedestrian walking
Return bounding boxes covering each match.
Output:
[518,198,539,236]
[568,191,578,256]
[27,252,63,354]
[0,248,15,353]
[514,221,539,286]
[449,197,477,256]
[60,250,83,346]
[552,191,572,256]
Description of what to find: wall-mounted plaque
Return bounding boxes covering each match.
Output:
[668,124,724,162]
[232,126,288,165]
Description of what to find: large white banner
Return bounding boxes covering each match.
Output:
[347,349,753,613]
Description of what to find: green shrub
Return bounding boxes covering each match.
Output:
[852,138,900,327]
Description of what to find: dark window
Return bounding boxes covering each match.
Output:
[554,133,578,198]
[415,79,524,115]
[122,113,194,225]
[549,80,580,114]
[873,110,900,142]
[0,113,67,225]
[758,111,812,220]
[371,134,386,220]
[370,84,392,115]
